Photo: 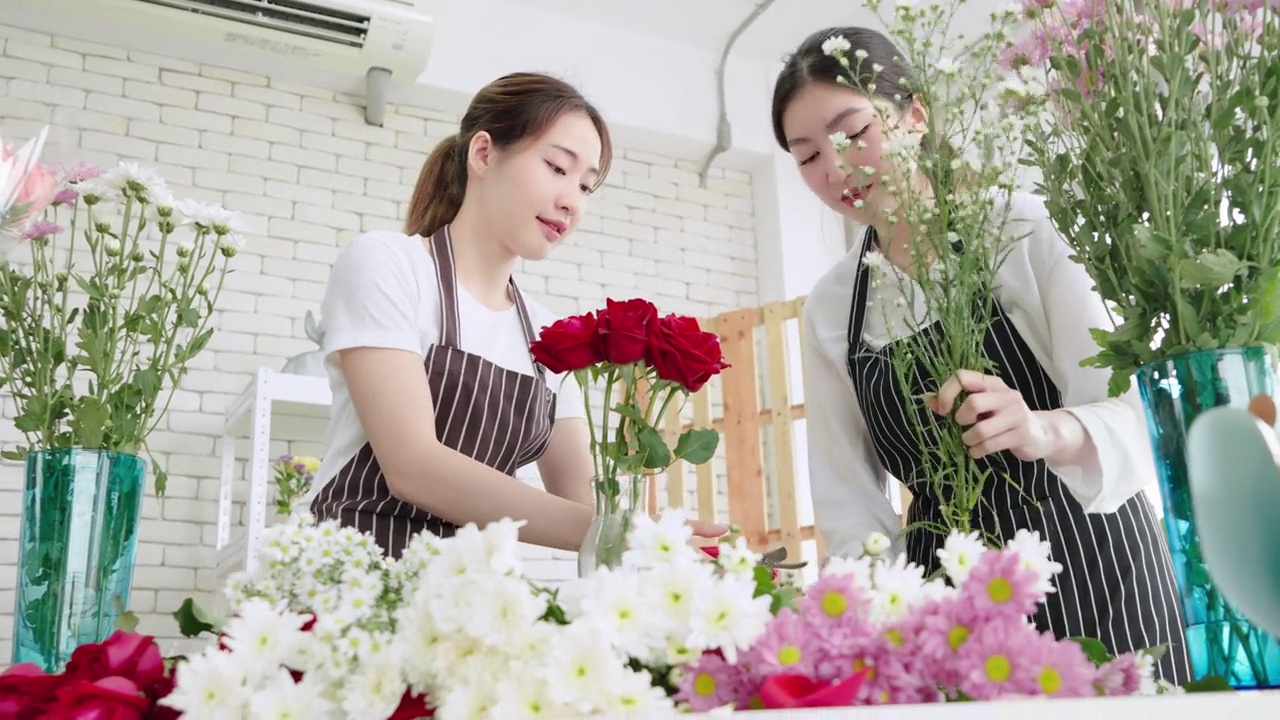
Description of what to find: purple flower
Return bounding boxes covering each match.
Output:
[53,188,78,206]
[21,219,62,240]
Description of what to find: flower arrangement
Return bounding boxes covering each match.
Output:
[273,453,321,515]
[0,510,1212,718]
[1002,0,1280,396]
[822,0,1035,540]
[529,298,729,569]
[0,128,244,493]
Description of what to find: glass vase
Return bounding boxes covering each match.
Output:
[577,474,647,577]
[1135,347,1280,689]
[11,448,147,672]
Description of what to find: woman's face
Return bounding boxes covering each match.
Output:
[469,110,603,262]
[779,81,922,226]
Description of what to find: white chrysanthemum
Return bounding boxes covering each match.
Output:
[862,531,892,557]
[598,667,675,718]
[571,569,661,658]
[175,197,244,236]
[342,643,410,719]
[822,554,874,588]
[218,598,310,677]
[866,554,928,622]
[104,161,168,199]
[247,668,337,720]
[713,536,759,579]
[1004,528,1063,595]
[545,624,626,713]
[161,649,253,718]
[936,530,988,585]
[435,682,498,720]
[622,508,696,569]
[685,575,772,662]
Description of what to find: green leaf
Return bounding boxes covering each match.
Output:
[673,428,719,465]
[1182,675,1233,693]
[154,466,168,496]
[770,585,798,615]
[1177,249,1249,288]
[68,397,109,448]
[610,403,646,425]
[636,426,672,469]
[752,565,777,597]
[0,449,26,461]
[115,609,140,633]
[1068,636,1114,666]
[172,597,218,638]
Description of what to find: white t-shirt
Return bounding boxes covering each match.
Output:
[802,192,1158,559]
[302,230,587,505]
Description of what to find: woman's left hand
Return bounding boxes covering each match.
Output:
[928,369,1052,461]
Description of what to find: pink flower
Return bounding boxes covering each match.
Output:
[799,573,870,625]
[21,220,62,241]
[743,608,818,679]
[1095,652,1143,696]
[675,652,749,712]
[908,597,982,689]
[954,617,1039,700]
[64,161,103,185]
[960,550,1043,618]
[53,188,78,206]
[1023,632,1097,697]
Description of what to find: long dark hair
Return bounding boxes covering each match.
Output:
[771,27,919,150]
[405,72,613,238]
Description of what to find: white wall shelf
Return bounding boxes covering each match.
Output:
[214,368,331,587]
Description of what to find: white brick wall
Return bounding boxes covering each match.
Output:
[0,24,759,656]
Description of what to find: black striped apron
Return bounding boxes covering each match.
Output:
[310,225,557,559]
[844,228,1191,684]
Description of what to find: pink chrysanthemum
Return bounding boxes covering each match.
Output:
[676,651,750,712]
[961,550,1043,618]
[954,616,1040,700]
[800,573,870,626]
[908,597,983,689]
[64,161,103,185]
[742,608,818,679]
[21,220,62,241]
[1023,632,1098,698]
[52,188,78,206]
[829,630,932,705]
[1095,652,1143,696]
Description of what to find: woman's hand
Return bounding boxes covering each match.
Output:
[928,369,1053,461]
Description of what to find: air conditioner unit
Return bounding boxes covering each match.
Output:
[5,0,435,125]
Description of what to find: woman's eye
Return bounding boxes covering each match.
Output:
[850,124,871,140]
[798,152,819,167]
[547,161,566,175]
[579,184,593,195]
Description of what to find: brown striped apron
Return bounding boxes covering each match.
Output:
[310,225,558,558]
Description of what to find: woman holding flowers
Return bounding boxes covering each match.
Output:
[774,27,1189,683]
[302,72,723,559]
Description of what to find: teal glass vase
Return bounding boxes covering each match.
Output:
[11,448,147,671]
[1135,347,1280,689]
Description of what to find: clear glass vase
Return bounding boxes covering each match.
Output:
[577,474,647,578]
[1135,347,1280,689]
[11,448,147,671]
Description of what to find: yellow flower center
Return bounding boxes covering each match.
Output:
[985,655,1012,682]
[693,673,716,696]
[987,577,1013,603]
[885,629,904,647]
[777,645,802,665]
[947,625,970,651]
[1038,667,1062,694]
[821,591,847,617]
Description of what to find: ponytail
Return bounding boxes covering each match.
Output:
[405,133,467,237]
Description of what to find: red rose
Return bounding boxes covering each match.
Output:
[48,676,149,720]
[530,313,605,374]
[757,670,867,709]
[596,298,657,365]
[388,689,435,719]
[0,662,68,719]
[649,314,730,392]
[67,631,166,689]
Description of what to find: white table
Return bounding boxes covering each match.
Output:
[687,688,1280,718]
[214,368,331,581]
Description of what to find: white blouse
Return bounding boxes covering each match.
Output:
[801,191,1159,559]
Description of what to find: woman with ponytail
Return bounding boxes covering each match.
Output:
[303,72,727,558]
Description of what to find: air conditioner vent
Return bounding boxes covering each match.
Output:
[136,0,370,47]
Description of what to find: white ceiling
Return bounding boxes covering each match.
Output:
[501,0,886,64]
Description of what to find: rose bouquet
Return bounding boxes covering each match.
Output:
[529,298,729,571]
[0,126,58,252]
